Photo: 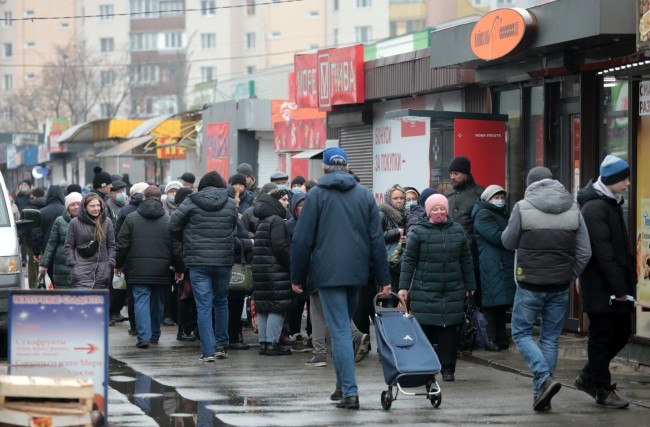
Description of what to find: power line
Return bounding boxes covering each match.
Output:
[8,0,306,22]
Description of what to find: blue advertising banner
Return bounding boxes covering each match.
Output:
[8,290,109,421]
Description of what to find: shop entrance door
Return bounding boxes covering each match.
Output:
[554,101,582,332]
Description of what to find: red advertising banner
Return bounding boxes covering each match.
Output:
[294,54,318,108]
[274,119,326,151]
[400,97,426,137]
[291,158,309,180]
[156,137,186,159]
[206,122,229,178]
[453,119,506,187]
[288,72,296,102]
[48,118,70,154]
[316,45,365,111]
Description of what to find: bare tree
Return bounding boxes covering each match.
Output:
[0,41,133,132]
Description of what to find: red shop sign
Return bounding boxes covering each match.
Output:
[294,53,318,108]
[205,122,229,178]
[317,45,365,111]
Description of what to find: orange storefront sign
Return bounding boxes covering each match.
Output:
[470,8,537,61]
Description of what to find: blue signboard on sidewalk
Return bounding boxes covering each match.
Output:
[7,290,109,422]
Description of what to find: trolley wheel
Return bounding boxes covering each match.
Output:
[381,390,392,410]
[430,393,442,408]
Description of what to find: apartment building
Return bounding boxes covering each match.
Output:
[326,0,390,47]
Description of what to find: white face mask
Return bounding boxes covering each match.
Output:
[491,199,505,208]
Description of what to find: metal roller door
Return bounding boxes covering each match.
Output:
[339,125,373,192]
[257,137,277,186]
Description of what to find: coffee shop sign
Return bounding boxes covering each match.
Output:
[294,44,365,111]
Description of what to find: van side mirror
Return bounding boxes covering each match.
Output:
[17,208,42,230]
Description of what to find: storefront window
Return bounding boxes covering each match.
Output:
[600,78,630,225]
[499,88,523,205]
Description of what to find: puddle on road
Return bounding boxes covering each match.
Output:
[109,358,267,426]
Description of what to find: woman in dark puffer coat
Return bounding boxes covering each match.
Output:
[398,194,475,382]
[472,185,515,352]
[39,192,83,288]
[252,190,293,356]
[64,193,115,289]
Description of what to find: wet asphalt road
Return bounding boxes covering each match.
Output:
[105,321,650,427]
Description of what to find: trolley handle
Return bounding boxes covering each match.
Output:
[373,292,409,315]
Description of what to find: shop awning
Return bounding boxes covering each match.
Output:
[386,110,508,125]
[58,119,144,144]
[95,136,153,158]
[291,148,325,159]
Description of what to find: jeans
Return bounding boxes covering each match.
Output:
[511,287,568,398]
[258,312,285,344]
[131,284,165,344]
[319,286,360,398]
[189,266,231,357]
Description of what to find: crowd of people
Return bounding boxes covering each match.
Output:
[8,149,635,411]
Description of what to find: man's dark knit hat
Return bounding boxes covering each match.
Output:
[93,167,112,189]
[449,156,471,175]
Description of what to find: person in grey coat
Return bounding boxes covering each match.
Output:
[501,167,591,412]
[64,193,116,289]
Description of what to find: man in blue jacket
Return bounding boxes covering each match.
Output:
[291,147,391,409]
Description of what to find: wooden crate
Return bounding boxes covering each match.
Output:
[0,375,93,427]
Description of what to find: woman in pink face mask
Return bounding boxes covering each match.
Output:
[397,193,476,382]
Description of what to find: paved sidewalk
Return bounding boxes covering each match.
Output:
[466,331,650,409]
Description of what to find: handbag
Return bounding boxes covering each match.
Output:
[229,242,253,292]
[77,239,99,258]
[387,241,403,273]
[458,298,477,353]
[36,272,54,290]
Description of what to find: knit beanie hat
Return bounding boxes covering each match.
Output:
[165,180,182,194]
[261,182,278,194]
[425,194,449,216]
[66,184,82,195]
[271,189,290,200]
[236,163,254,177]
[178,172,196,185]
[198,171,226,191]
[92,167,112,190]
[64,192,82,210]
[129,182,149,196]
[418,187,439,207]
[600,155,630,185]
[449,156,471,175]
[229,173,248,187]
[481,184,506,202]
[526,166,553,186]
[175,188,193,206]
[291,176,306,187]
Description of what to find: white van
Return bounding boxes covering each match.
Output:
[0,172,28,336]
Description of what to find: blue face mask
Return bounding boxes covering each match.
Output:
[168,195,175,204]
[405,201,417,211]
[491,199,505,208]
[276,184,288,191]
[82,187,90,195]
[292,187,302,194]
[115,193,126,203]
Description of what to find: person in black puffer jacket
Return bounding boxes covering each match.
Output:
[575,155,635,408]
[169,171,237,361]
[398,194,476,382]
[252,190,293,356]
[115,186,184,348]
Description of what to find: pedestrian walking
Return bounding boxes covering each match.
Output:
[472,185,515,351]
[501,166,591,411]
[115,186,184,349]
[380,184,407,292]
[33,185,66,281]
[398,193,476,382]
[169,171,238,362]
[107,180,127,222]
[236,162,260,200]
[162,181,182,215]
[291,147,391,409]
[445,156,485,305]
[25,188,46,288]
[252,190,293,356]
[575,155,634,408]
[39,192,82,288]
[64,193,116,289]
[178,172,196,190]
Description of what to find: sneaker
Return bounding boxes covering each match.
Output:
[136,341,149,349]
[533,376,561,411]
[215,347,228,359]
[266,342,291,356]
[292,341,312,353]
[354,334,370,363]
[305,355,327,367]
[574,374,597,399]
[199,355,215,362]
[596,385,629,409]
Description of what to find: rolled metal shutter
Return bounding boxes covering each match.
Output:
[339,125,373,192]
[257,137,277,185]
